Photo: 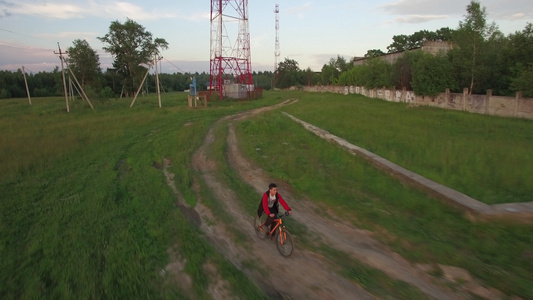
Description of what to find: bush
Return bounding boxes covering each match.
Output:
[0,88,11,99]
[412,53,457,97]
[510,65,533,97]
[98,86,115,101]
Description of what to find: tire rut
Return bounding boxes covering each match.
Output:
[189,99,464,299]
[191,99,376,299]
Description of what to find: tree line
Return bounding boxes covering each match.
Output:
[0,67,276,100]
[1,1,531,99]
[275,1,532,97]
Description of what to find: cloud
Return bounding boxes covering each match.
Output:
[0,8,11,18]
[379,0,464,16]
[286,2,312,18]
[1,0,183,20]
[393,14,449,24]
[0,0,14,18]
[36,31,99,40]
[379,0,533,23]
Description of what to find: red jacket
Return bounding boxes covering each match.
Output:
[262,191,291,216]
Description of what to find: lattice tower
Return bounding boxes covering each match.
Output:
[210,0,253,99]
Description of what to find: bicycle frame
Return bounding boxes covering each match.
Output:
[265,218,283,236]
[259,215,285,237]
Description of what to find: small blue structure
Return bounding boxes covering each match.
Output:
[189,77,197,96]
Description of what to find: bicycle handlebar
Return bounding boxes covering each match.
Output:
[277,211,291,218]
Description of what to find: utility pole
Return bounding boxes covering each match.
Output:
[155,55,161,108]
[21,66,31,105]
[54,42,69,113]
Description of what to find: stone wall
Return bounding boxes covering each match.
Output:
[300,85,533,120]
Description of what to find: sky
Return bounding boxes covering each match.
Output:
[0,0,532,74]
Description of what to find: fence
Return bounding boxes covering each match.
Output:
[301,85,533,120]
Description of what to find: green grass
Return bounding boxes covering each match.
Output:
[198,112,435,298]
[2,90,532,299]
[234,91,533,298]
[0,93,274,299]
[281,91,533,205]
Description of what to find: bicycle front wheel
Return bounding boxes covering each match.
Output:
[276,228,293,257]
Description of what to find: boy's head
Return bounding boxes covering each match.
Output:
[268,183,277,194]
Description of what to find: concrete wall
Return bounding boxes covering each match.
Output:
[300,85,533,120]
[353,41,452,66]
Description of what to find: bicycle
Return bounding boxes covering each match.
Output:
[254,211,294,257]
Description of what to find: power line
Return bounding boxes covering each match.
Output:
[163,57,187,73]
[0,40,52,52]
[22,66,38,74]
[0,27,50,42]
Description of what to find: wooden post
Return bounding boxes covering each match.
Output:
[55,43,69,113]
[485,89,492,115]
[462,88,468,111]
[68,77,73,102]
[130,65,152,108]
[445,88,450,109]
[21,66,31,105]
[155,56,161,108]
[66,64,94,110]
[514,91,522,118]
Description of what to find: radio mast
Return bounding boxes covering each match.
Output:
[274,4,280,73]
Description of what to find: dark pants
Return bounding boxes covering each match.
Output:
[257,203,278,235]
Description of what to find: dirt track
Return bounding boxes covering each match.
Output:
[171,100,483,299]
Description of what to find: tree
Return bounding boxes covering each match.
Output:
[320,64,338,85]
[275,58,302,89]
[320,55,350,85]
[390,50,424,90]
[338,66,363,86]
[387,34,410,53]
[510,66,533,97]
[360,58,392,88]
[67,39,102,90]
[303,67,319,86]
[450,0,500,93]
[387,28,454,53]
[364,49,385,58]
[505,23,533,96]
[330,55,350,73]
[98,19,168,96]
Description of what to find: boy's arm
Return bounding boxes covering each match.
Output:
[278,194,291,211]
[262,193,271,215]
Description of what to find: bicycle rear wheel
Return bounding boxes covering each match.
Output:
[254,215,267,240]
[276,228,293,257]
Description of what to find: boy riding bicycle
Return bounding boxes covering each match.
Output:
[257,183,292,237]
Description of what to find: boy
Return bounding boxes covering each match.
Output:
[257,183,292,236]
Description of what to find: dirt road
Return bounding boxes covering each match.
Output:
[177,100,471,299]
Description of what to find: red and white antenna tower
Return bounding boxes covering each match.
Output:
[274,4,280,73]
[210,0,253,99]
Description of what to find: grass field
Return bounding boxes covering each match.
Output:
[278,91,533,205]
[233,91,533,298]
[1,90,532,299]
[0,94,271,299]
